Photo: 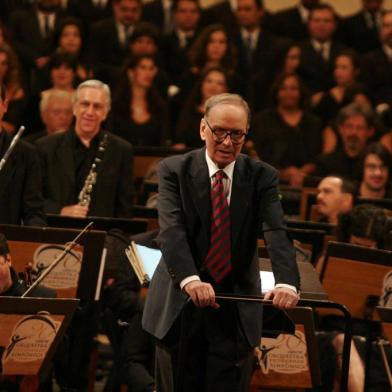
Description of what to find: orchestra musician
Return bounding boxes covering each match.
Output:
[0,83,46,226]
[35,79,134,218]
[142,93,300,391]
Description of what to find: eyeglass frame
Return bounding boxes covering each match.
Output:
[203,117,247,145]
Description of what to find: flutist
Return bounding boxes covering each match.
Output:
[0,83,46,226]
[36,79,134,218]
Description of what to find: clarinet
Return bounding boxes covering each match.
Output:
[0,126,25,172]
[78,133,108,208]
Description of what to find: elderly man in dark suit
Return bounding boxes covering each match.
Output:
[36,79,134,218]
[142,93,300,392]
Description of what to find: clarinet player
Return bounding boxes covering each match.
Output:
[36,79,134,218]
[0,83,46,226]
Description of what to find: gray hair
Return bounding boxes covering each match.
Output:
[40,89,74,113]
[74,79,111,111]
[204,93,251,129]
[337,102,375,128]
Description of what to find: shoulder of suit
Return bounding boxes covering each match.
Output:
[35,130,68,148]
[106,131,133,151]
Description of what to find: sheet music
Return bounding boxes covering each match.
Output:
[134,244,161,281]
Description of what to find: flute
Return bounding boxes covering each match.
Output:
[0,125,26,171]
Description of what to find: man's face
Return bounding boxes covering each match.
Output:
[200,103,247,168]
[236,0,263,30]
[380,12,392,48]
[339,115,374,158]
[113,0,141,26]
[0,254,12,294]
[175,0,200,32]
[73,87,109,137]
[42,96,73,134]
[362,153,389,192]
[308,8,336,42]
[316,177,351,221]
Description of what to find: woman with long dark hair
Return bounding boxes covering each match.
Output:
[112,55,169,146]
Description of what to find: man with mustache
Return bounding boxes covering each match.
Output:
[314,103,375,180]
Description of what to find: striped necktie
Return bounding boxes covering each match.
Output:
[204,170,232,282]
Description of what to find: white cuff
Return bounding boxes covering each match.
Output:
[274,283,298,294]
[180,275,200,290]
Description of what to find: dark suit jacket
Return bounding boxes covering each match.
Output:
[298,39,346,93]
[264,6,308,41]
[336,11,381,54]
[35,129,134,218]
[9,9,65,67]
[360,48,392,104]
[142,149,300,346]
[0,132,46,226]
[142,0,166,31]
[89,18,129,84]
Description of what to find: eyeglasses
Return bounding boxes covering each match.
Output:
[365,163,388,173]
[204,117,247,144]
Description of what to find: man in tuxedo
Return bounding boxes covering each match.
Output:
[264,0,320,41]
[142,93,300,391]
[36,79,134,218]
[163,0,201,84]
[337,0,383,54]
[298,3,345,94]
[360,9,392,106]
[0,84,46,226]
[89,0,142,84]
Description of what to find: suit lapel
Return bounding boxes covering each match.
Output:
[188,149,211,235]
[230,155,251,247]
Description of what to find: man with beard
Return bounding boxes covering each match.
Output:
[357,142,392,199]
[316,175,354,224]
[314,103,375,181]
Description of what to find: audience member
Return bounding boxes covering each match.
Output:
[174,66,228,148]
[360,9,392,106]
[0,83,46,226]
[357,142,392,199]
[36,79,134,218]
[264,0,320,41]
[111,55,170,146]
[0,44,26,134]
[312,49,371,129]
[203,0,238,35]
[313,103,376,180]
[298,4,345,95]
[249,43,301,113]
[26,89,73,143]
[163,0,202,84]
[9,0,67,89]
[54,17,92,82]
[233,0,286,81]
[251,74,322,186]
[316,175,355,224]
[89,0,142,84]
[337,0,383,54]
[142,0,174,35]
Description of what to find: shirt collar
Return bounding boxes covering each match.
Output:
[205,149,235,182]
[298,4,309,24]
[383,44,392,61]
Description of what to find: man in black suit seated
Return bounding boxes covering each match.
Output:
[89,0,142,84]
[360,9,392,108]
[0,84,46,226]
[337,0,383,54]
[297,3,345,95]
[264,0,320,41]
[36,79,134,218]
[163,0,201,84]
[313,103,376,181]
[142,93,300,391]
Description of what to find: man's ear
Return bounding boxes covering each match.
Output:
[200,119,206,141]
[5,254,11,266]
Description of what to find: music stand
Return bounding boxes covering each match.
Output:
[0,297,78,377]
[0,224,106,300]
